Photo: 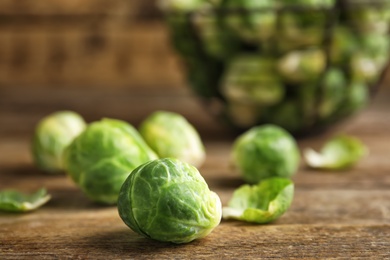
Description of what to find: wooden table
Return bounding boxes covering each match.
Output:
[1,85,389,259]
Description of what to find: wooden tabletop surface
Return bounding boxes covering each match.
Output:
[0,84,389,259]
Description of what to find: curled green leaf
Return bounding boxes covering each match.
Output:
[304,134,368,170]
[0,188,51,213]
[222,178,294,224]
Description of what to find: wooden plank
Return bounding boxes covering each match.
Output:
[0,87,390,258]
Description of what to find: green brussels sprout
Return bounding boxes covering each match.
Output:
[349,53,383,84]
[345,6,390,34]
[329,26,359,65]
[63,118,158,204]
[276,11,327,52]
[278,48,326,84]
[221,55,284,106]
[139,111,206,168]
[231,125,300,184]
[304,134,367,170]
[31,110,86,173]
[222,177,294,224]
[0,188,51,213]
[118,158,222,244]
[158,0,207,12]
[192,13,240,60]
[334,81,369,118]
[316,68,348,120]
[277,0,335,7]
[221,0,277,44]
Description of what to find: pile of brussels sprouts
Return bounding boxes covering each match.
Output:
[2,109,366,244]
[160,0,390,134]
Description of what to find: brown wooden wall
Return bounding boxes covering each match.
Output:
[0,0,185,90]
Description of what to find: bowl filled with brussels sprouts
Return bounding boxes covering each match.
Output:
[160,0,390,135]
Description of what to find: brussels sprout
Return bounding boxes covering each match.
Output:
[329,26,359,65]
[0,188,51,213]
[349,53,383,84]
[139,111,206,168]
[118,158,221,244]
[221,55,284,106]
[345,6,390,34]
[335,81,369,118]
[318,68,348,120]
[222,177,294,224]
[158,0,207,12]
[304,134,368,170]
[192,13,240,60]
[221,0,277,44]
[277,0,335,7]
[231,125,300,184]
[63,118,158,204]
[276,11,327,52]
[277,48,326,84]
[31,110,86,173]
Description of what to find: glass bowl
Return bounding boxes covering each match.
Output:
[162,0,390,135]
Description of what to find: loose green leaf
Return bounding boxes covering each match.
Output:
[222,178,294,224]
[0,188,51,213]
[304,134,368,170]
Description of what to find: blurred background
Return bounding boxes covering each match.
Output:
[0,0,389,140]
[0,0,183,89]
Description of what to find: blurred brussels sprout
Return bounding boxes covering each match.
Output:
[221,55,284,106]
[334,81,369,118]
[278,48,326,84]
[159,0,207,12]
[231,125,300,184]
[31,111,86,173]
[118,158,221,244]
[277,0,335,7]
[63,118,158,205]
[192,13,240,60]
[276,10,328,52]
[304,134,367,170]
[0,188,51,213]
[318,68,348,119]
[222,177,294,224]
[139,111,206,168]
[329,26,358,65]
[349,53,383,84]
[345,6,390,34]
[221,0,277,44]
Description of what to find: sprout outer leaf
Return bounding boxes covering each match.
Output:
[222,177,294,224]
[0,188,51,213]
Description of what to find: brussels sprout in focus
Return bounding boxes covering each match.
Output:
[231,125,300,184]
[278,48,326,84]
[221,55,284,106]
[304,134,367,170]
[118,158,222,244]
[222,177,294,224]
[63,118,158,204]
[139,111,206,168]
[0,188,51,213]
[31,111,86,173]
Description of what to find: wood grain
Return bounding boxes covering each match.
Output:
[0,86,390,259]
